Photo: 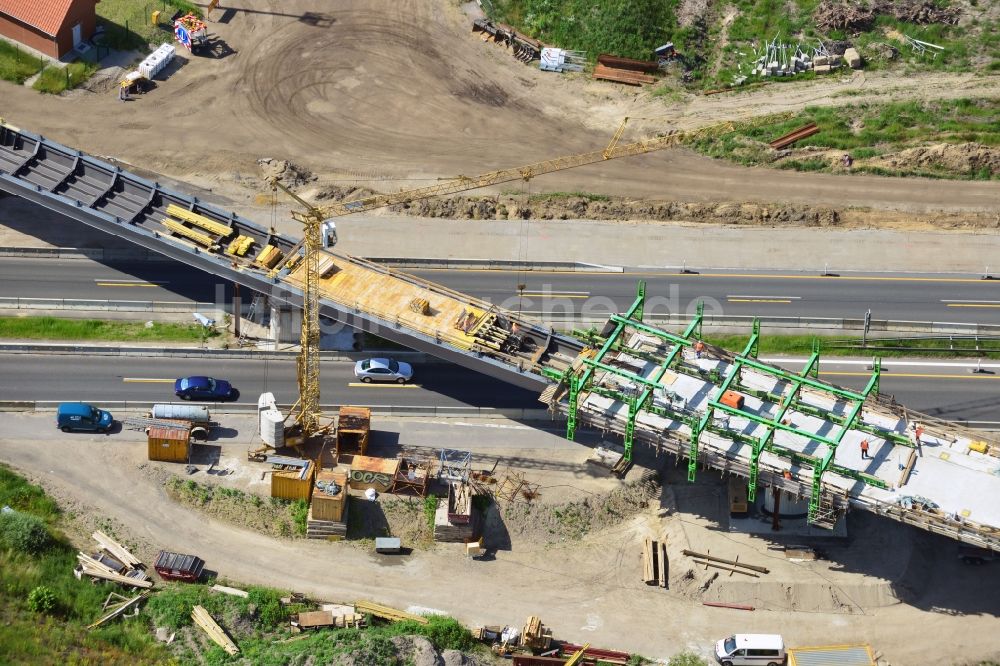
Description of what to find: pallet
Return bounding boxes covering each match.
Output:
[641,537,669,588]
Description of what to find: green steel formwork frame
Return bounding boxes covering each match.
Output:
[687,320,761,481]
[564,282,648,442]
[579,304,704,462]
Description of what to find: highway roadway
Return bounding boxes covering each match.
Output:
[3,257,1000,323]
[3,354,999,427]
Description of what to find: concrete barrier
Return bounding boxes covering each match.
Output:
[0,296,221,314]
[362,257,623,273]
[10,401,555,421]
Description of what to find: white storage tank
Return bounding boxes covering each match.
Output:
[152,403,210,423]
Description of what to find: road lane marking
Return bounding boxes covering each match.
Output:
[96,282,160,287]
[348,382,419,389]
[728,295,801,300]
[518,292,590,299]
[123,378,175,383]
[727,298,792,304]
[763,358,1000,369]
[820,371,1000,380]
[945,303,1000,308]
[415,268,993,283]
[942,299,1000,304]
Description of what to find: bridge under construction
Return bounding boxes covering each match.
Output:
[2,121,999,551]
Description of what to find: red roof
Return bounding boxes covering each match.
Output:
[0,0,79,36]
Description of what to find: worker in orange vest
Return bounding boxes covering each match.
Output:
[693,340,706,359]
[860,439,870,459]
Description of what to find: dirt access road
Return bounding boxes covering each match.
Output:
[2,414,999,665]
[0,0,997,214]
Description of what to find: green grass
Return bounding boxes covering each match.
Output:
[0,316,221,342]
[703,333,1000,359]
[0,40,45,84]
[0,464,166,665]
[33,61,98,94]
[491,0,682,61]
[687,97,1000,179]
[96,0,202,51]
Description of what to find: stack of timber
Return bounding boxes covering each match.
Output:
[355,600,428,624]
[593,54,658,85]
[192,605,239,655]
[683,549,769,578]
[75,531,152,588]
[291,609,365,632]
[559,643,631,665]
[87,591,147,629]
[434,481,477,542]
[641,537,669,588]
[306,506,349,539]
[520,615,553,651]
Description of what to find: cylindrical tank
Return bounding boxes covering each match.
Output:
[152,403,210,423]
[762,488,810,519]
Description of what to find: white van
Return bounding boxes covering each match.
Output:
[715,634,785,666]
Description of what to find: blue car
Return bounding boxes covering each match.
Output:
[57,403,114,433]
[174,376,236,401]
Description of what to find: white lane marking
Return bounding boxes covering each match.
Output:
[762,357,1000,369]
[727,295,801,299]
[941,299,1000,303]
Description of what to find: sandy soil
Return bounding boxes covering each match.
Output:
[1,412,999,665]
[0,0,996,216]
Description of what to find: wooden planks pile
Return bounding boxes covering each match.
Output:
[683,549,769,578]
[434,495,476,543]
[87,591,147,629]
[520,615,553,651]
[192,605,239,655]
[291,609,365,631]
[76,531,152,589]
[641,537,669,588]
[593,63,656,86]
[306,506,348,540]
[355,600,428,624]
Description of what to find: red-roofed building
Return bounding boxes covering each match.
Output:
[0,0,100,60]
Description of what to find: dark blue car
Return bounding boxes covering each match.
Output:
[174,376,236,401]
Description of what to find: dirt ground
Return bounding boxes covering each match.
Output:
[1,412,999,665]
[0,0,997,219]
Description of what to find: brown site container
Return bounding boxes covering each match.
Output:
[348,456,399,493]
[311,468,349,522]
[147,426,191,463]
[271,460,316,501]
[337,406,371,456]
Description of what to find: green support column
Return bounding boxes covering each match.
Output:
[688,414,707,482]
[693,300,704,339]
[624,393,639,462]
[566,373,581,441]
[633,280,646,322]
[807,339,821,379]
[745,318,760,359]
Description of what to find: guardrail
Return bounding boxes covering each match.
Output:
[1,401,553,421]
[0,296,222,314]
[0,343,450,363]
[0,246,175,262]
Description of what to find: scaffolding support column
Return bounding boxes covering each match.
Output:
[633,280,646,322]
[624,393,639,462]
[566,372,582,442]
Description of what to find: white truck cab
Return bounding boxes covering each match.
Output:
[715,634,786,666]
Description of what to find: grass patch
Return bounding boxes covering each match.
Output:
[490,0,681,60]
[0,40,45,84]
[528,191,611,202]
[703,333,1000,359]
[687,97,1000,179]
[0,464,166,664]
[166,477,301,539]
[424,496,439,531]
[33,61,98,94]
[96,0,202,51]
[0,316,222,342]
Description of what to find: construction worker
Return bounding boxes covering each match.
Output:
[693,340,706,359]
[860,439,870,459]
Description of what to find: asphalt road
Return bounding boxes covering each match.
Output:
[4,354,999,426]
[0,355,539,409]
[3,257,1000,323]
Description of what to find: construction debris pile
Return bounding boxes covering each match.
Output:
[473,18,542,63]
[814,0,960,31]
[743,38,862,81]
[75,531,153,589]
[593,54,661,86]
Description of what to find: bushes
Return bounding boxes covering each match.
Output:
[33,61,97,94]
[0,511,52,555]
[27,585,58,614]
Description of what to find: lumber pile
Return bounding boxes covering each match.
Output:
[306,506,348,539]
[355,600,428,624]
[520,615,552,651]
[641,537,669,588]
[683,549,769,578]
[291,609,365,631]
[87,591,147,629]
[75,532,152,588]
[593,64,655,86]
[192,605,239,655]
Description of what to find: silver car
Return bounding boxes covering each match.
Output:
[354,357,414,384]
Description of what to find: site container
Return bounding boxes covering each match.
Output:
[147,426,190,463]
[272,460,315,501]
[312,469,348,522]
